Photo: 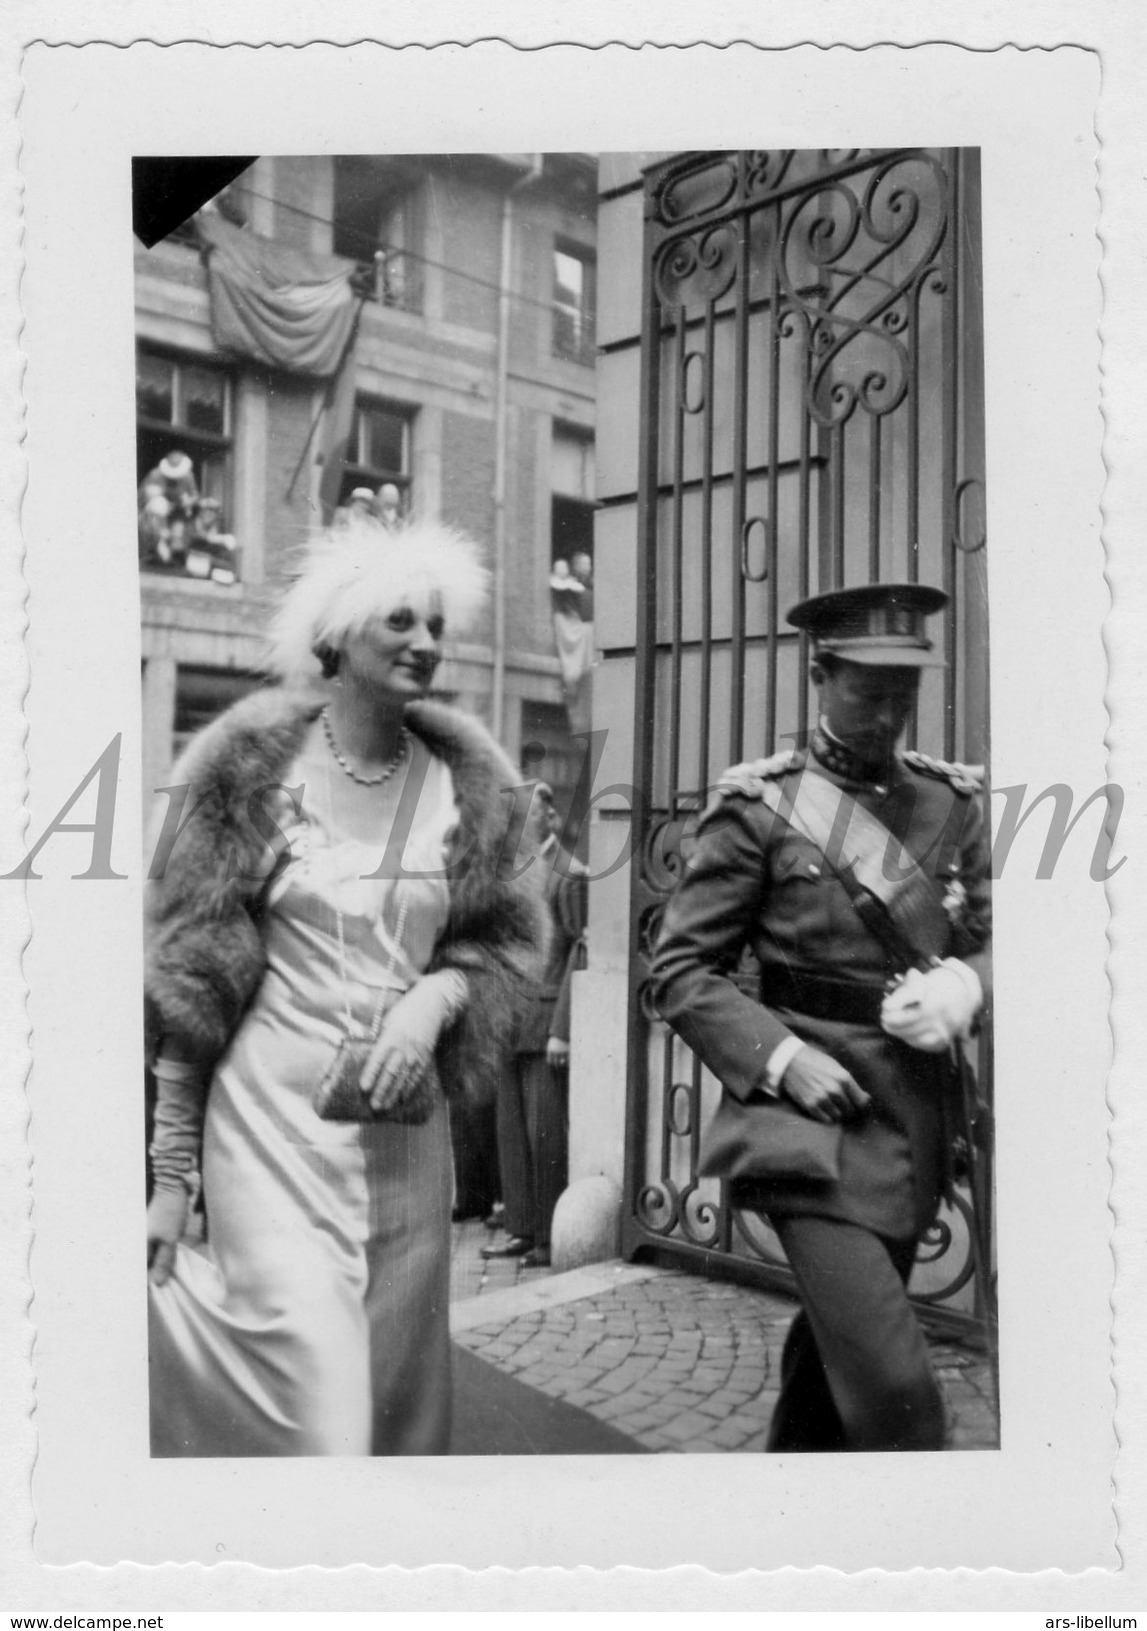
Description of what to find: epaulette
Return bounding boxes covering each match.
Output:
[709,748,799,808]
[901,749,983,795]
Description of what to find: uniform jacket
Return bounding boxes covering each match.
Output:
[511,839,588,1055]
[650,745,992,1241]
[144,686,550,1110]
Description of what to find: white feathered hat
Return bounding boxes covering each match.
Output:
[268,515,489,685]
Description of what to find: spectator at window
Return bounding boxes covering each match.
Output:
[571,550,594,622]
[138,450,199,569]
[551,553,594,728]
[377,483,402,530]
[186,496,240,587]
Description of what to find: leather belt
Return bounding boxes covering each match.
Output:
[762,968,888,1026]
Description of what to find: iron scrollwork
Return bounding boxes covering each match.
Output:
[637,1177,722,1250]
[911,1192,978,1304]
[678,1182,722,1248]
[642,800,704,895]
[653,222,739,312]
[637,1178,678,1234]
[655,152,739,225]
[629,148,988,1335]
[634,802,704,1023]
[744,149,795,198]
[777,152,949,430]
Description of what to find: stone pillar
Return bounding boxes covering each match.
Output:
[553,160,650,1269]
[232,374,268,585]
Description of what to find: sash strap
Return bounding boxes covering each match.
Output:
[754,766,951,970]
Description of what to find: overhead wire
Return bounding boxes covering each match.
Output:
[227,176,594,323]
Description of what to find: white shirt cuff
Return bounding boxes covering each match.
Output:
[764,1035,806,1094]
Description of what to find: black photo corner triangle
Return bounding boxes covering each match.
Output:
[132,157,258,249]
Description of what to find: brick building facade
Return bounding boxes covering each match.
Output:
[136,152,597,824]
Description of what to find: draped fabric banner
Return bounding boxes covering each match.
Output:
[197,211,357,378]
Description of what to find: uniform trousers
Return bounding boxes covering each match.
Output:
[766,1214,946,1452]
[448,1096,500,1221]
[495,1053,568,1249]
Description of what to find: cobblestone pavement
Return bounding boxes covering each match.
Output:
[450,1226,998,1453]
[449,1215,556,1304]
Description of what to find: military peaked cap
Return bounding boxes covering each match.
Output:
[786,581,948,668]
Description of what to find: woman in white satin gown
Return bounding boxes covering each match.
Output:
[144,518,545,1457]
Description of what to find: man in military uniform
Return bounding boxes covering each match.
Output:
[651,583,991,1452]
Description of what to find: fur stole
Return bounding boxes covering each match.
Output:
[144,686,550,1110]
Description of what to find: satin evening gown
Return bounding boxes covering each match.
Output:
[148,753,458,1456]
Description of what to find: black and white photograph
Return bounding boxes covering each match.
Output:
[6,26,1128,1597]
[135,147,996,1461]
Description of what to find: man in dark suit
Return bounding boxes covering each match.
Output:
[651,583,992,1451]
[483,782,588,1269]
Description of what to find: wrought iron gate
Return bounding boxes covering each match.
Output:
[622,149,991,1335]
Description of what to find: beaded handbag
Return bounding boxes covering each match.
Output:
[312,894,433,1124]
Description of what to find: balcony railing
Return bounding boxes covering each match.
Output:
[352,247,423,316]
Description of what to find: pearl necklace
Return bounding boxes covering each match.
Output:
[321,706,410,787]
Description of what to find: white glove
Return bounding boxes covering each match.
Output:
[880,960,982,1054]
[546,1036,570,1067]
[361,969,468,1112]
[148,1060,205,1285]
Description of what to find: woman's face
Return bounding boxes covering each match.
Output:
[340,600,444,698]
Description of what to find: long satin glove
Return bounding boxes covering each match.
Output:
[361,969,469,1119]
[880,960,983,1054]
[147,1060,206,1286]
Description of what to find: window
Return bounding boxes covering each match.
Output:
[136,348,240,583]
[332,158,423,313]
[338,396,414,513]
[550,425,596,570]
[552,494,595,568]
[374,196,421,311]
[172,666,261,761]
[552,241,597,365]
